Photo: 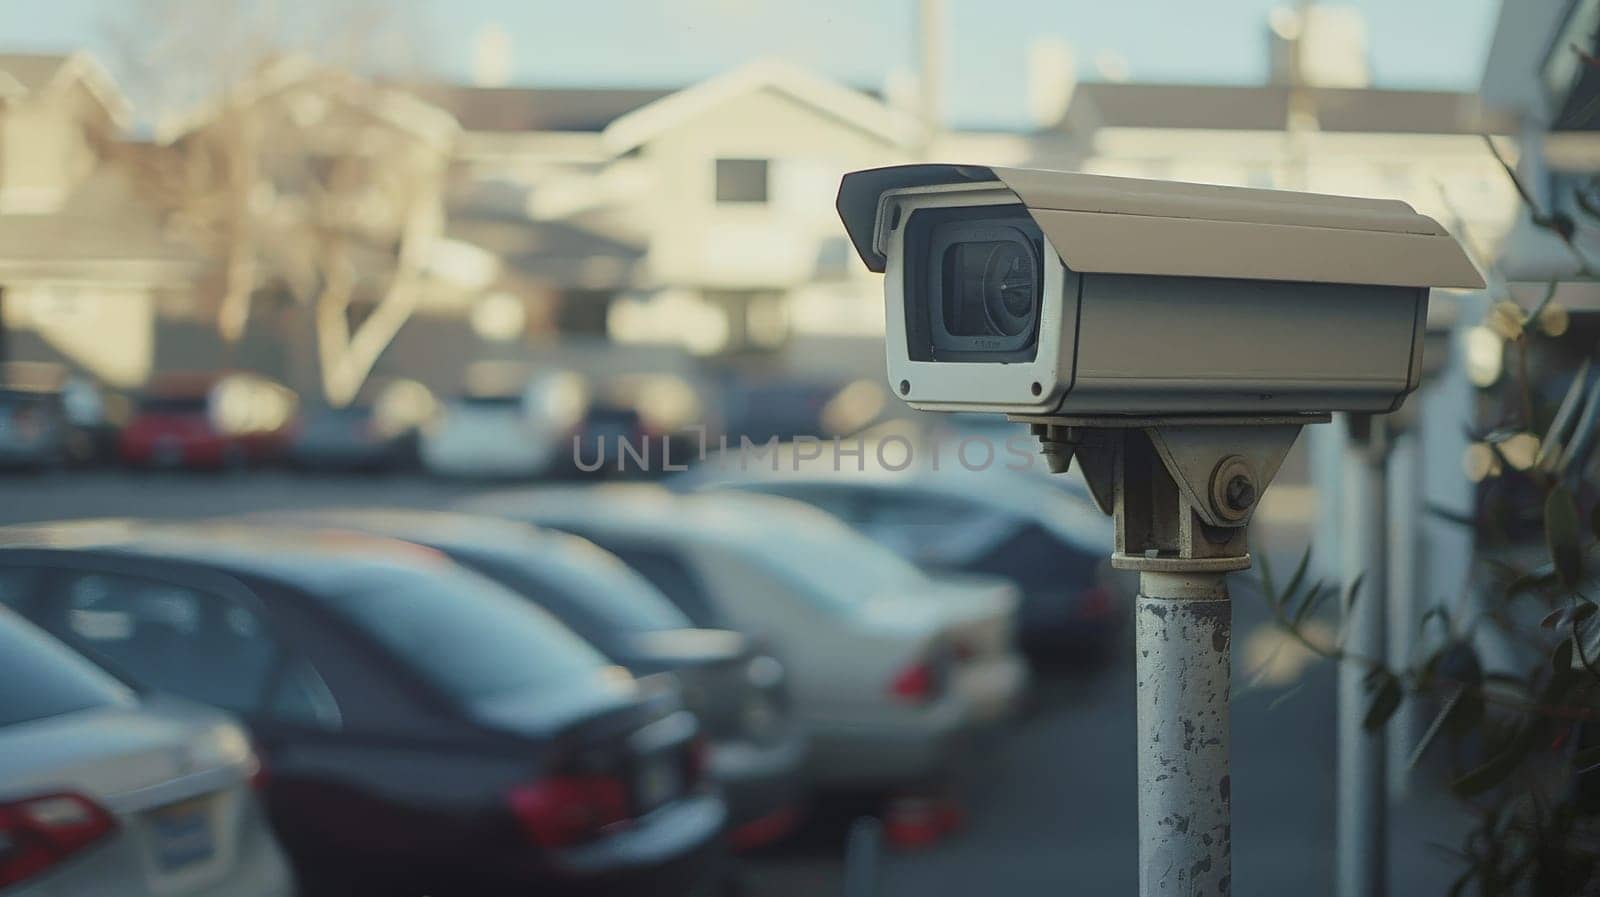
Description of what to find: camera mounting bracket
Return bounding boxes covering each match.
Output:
[1008,415,1319,897]
[1009,416,1319,555]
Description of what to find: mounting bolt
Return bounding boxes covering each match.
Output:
[1209,455,1256,523]
[1224,475,1256,511]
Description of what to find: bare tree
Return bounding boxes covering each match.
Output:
[102,0,452,406]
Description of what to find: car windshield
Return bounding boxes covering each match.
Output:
[463,544,690,648]
[737,522,926,612]
[0,611,133,727]
[317,565,608,700]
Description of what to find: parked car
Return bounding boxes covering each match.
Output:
[0,605,293,896]
[0,386,70,469]
[287,405,417,471]
[676,462,1128,664]
[287,380,434,472]
[244,508,808,848]
[0,522,726,897]
[461,486,1028,793]
[119,374,297,470]
[420,394,568,479]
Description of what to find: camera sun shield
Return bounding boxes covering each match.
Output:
[837,163,1486,418]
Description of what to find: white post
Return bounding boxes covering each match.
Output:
[1337,413,1388,897]
[1136,570,1232,897]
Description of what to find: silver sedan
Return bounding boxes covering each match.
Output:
[0,608,293,897]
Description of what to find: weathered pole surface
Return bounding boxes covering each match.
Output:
[1136,569,1232,897]
[1337,413,1388,897]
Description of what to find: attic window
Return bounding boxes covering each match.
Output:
[715,159,769,204]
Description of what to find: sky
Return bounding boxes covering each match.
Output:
[0,0,1502,128]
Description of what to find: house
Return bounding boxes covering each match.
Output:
[0,52,199,388]
[426,63,936,384]
[1039,78,1519,264]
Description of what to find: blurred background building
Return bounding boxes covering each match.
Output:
[0,4,1520,413]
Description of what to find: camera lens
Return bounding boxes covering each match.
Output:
[940,237,1039,339]
[982,242,1036,336]
[912,210,1044,363]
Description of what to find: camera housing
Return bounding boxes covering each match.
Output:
[836,164,1485,417]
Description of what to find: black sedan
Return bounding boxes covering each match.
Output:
[244,508,808,848]
[0,521,726,897]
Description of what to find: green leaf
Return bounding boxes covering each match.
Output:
[1282,546,1312,606]
[1546,487,1584,589]
[1508,563,1559,597]
[1295,582,1336,625]
[1364,673,1402,732]
[1554,637,1575,675]
[1451,737,1529,798]
[1409,687,1461,769]
[1574,744,1600,772]
[1258,550,1278,610]
[1343,571,1368,614]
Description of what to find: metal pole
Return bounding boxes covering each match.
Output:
[1136,569,1232,897]
[1337,414,1387,897]
[1385,428,1420,800]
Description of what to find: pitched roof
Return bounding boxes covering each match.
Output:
[1059,82,1516,135]
[0,53,72,93]
[428,84,674,133]
[601,60,918,153]
[161,56,458,148]
[0,52,131,127]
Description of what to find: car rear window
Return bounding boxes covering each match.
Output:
[461,543,691,649]
[0,611,132,727]
[579,538,723,627]
[318,565,609,700]
[739,526,926,613]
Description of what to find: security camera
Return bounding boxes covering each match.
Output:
[836,164,1484,418]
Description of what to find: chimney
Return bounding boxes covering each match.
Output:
[1027,37,1077,129]
[472,24,512,88]
[917,0,946,144]
[1266,5,1371,88]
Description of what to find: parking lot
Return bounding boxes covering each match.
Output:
[0,469,1475,895]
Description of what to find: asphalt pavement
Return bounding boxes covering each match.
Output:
[0,469,1474,896]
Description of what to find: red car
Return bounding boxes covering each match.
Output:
[119,390,293,470]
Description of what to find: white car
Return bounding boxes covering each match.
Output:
[461,485,1028,790]
[420,394,567,478]
[0,608,292,897]
[676,455,1128,663]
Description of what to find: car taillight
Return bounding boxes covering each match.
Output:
[890,661,939,704]
[0,792,118,887]
[506,776,630,848]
